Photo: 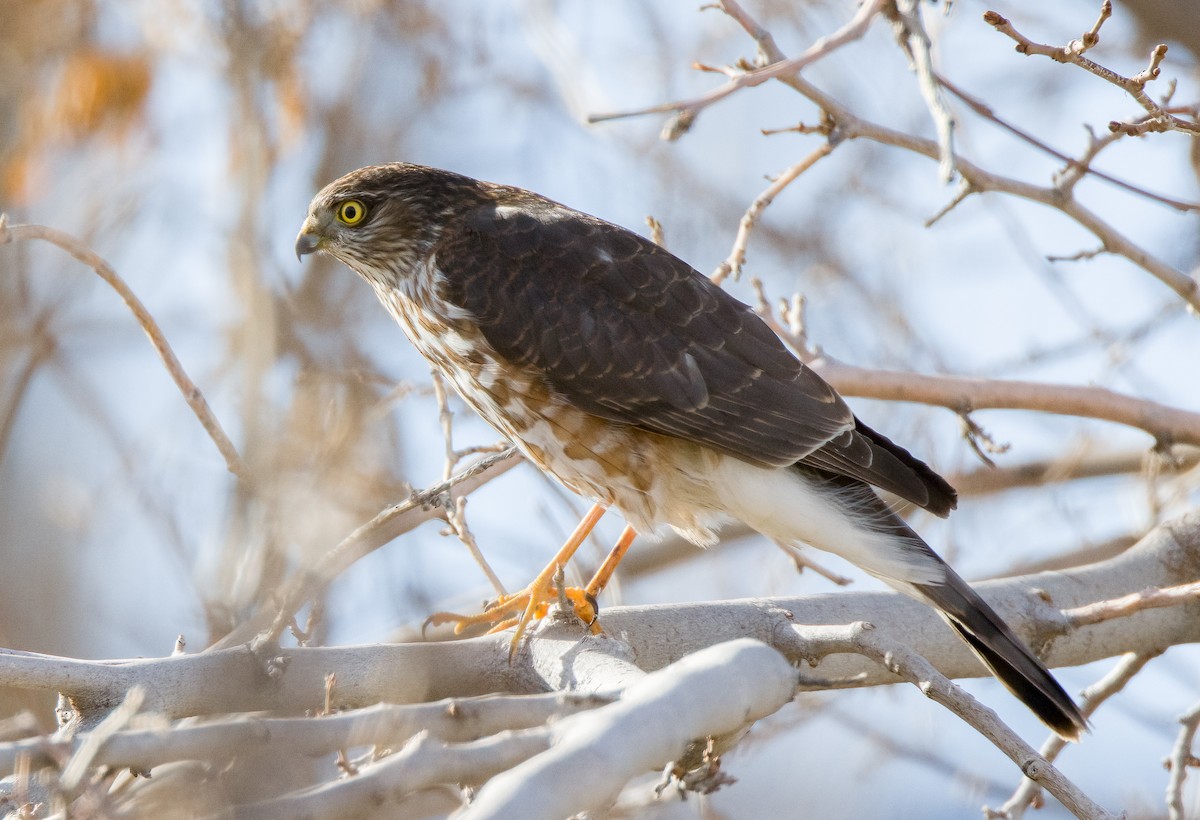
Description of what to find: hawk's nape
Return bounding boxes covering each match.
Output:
[296,162,1087,741]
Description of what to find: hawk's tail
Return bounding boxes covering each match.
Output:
[911,570,1087,741]
[788,464,1087,740]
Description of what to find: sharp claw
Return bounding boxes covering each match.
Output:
[426,580,602,659]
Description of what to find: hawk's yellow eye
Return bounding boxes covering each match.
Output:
[336,200,367,225]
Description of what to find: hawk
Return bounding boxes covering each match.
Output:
[296,162,1086,740]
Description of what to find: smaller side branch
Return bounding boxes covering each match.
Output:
[847,624,1115,819]
[1166,700,1200,820]
[0,692,611,776]
[1063,581,1200,628]
[236,728,553,820]
[892,0,957,182]
[934,75,1199,213]
[711,142,835,285]
[214,447,522,649]
[991,651,1161,819]
[811,356,1200,448]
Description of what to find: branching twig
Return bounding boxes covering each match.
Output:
[214,446,522,649]
[237,727,554,820]
[958,411,1011,468]
[934,75,1199,213]
[614,3,1200,312]
[587,0,888,126]
[983,7,1198,136]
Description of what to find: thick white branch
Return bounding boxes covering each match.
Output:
[235,728,552,820]
[0,510,1195,726]
[0,692,611,774]
[458,639,797,820]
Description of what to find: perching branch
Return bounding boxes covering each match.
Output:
[4,508,1200,817]
[3,508,1196,725]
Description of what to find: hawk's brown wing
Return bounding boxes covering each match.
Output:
[435,196,955,515]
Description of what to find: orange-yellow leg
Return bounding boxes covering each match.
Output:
[425,503,607,655]
[575,525,638,634]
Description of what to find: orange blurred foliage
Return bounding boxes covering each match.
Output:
[2,48,151,202]
[49,48,151,139]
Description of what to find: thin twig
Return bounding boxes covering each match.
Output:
[214,446,521,649]
[445,496,507,597]
[934,75,1199,213]
[0,216,249,480]
[676,4,1200,311]
[983,8,1198,135]
[772,541,852,586]
[1062,581,1200,628]
[587,0,888,125]
[712,143,834,284]
[430,370,457,481]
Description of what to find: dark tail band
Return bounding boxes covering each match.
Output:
[913,572,1087,741]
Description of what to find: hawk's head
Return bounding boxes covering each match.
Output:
[295,163,486,285]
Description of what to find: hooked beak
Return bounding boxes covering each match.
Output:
[295,219,323,260]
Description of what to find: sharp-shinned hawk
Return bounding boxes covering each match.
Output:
[296,162,1086,740]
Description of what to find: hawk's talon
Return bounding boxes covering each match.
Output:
[425,582,603,654]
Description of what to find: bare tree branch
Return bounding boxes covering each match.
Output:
[460,639,796,819]
[587,0,888,125]
[215,446,522,650]
[0,215,248,479]
[848,623,1114,819]
[1166,700,1200,820]
[983,6,1197,136]
[813,357,1200,447]
[990,651,1162,819]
